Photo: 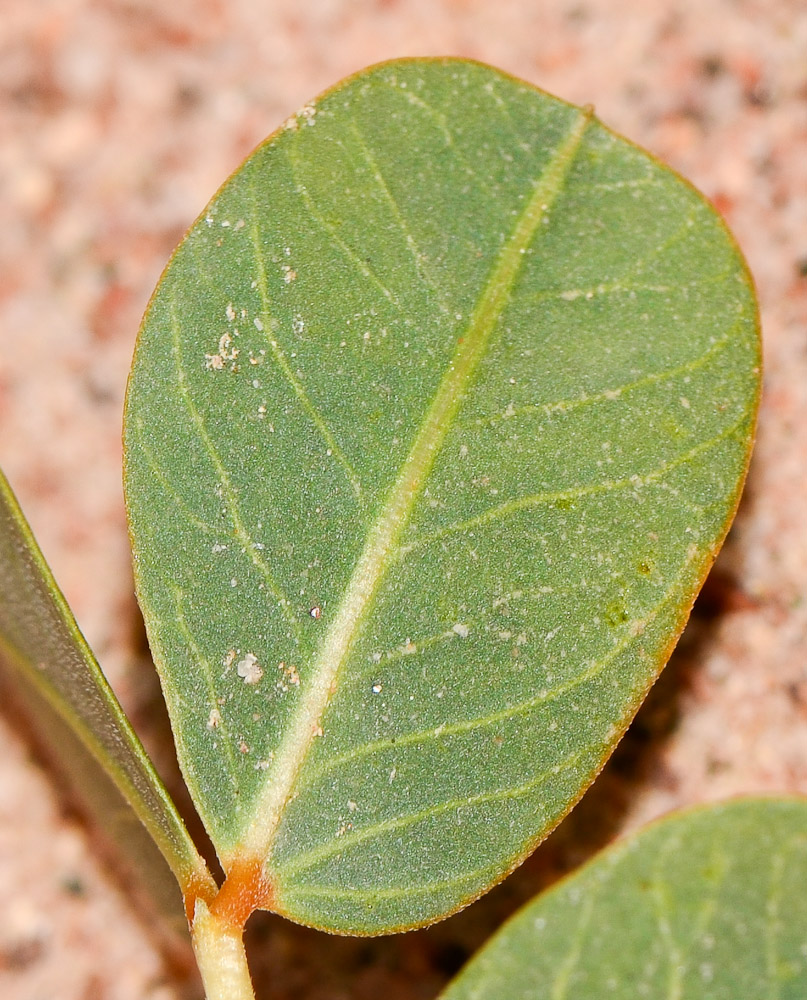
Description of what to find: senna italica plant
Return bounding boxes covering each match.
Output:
[4,58,802,999]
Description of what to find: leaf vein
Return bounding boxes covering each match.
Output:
[295,551,693,790]
[384,84,493,196]
[286,137,400,307]
[462,316,737,431]
[171,585,243,798]
[169,297,303,638]
[522,267,734,306]
[651,833,686,1000]
[134,423,217,535]
[246,187,365,502]
[550,885,600,1000]
[279,747,584,878]
[402,407,750,555]
[348,119,452,313]
[280,858,502,902]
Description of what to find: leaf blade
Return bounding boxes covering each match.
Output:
[0,466,212,900]
[437,800,807,998]
[124,58,759,932]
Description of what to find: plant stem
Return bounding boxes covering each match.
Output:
[191,899,255,1000]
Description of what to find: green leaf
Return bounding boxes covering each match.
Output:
[0,466,212,903]
[123,58,759,933]
[438,799,807,998]
[0,651,192,953]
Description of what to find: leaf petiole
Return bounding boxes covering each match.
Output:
[191,899,256,1000]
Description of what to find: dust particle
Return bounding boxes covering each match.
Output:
[237,653,263,685]
[280,661,300,686]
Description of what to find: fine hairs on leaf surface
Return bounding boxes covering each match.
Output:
[0,55,771,999]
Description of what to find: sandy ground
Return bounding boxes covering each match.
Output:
[1,1,805,998]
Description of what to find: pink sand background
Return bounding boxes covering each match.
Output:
[1,2,805,997]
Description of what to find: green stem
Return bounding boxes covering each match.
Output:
[191,899,255,1000]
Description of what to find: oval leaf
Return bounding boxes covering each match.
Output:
[438,799,807,998]
[124,58,759,933]
[0,466,212,902]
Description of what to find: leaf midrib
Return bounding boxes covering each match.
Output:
[237,106,593,868]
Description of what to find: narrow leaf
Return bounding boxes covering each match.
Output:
[0,656,192,953]
[124,58,759,933]
[438,799,807,998]
[0,467,212,901]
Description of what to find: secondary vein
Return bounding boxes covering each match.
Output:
[246,183,365,502]
[401,406,750,556]
[283,537,695,794]
[169,298,302,639]
[278,747,584,878]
